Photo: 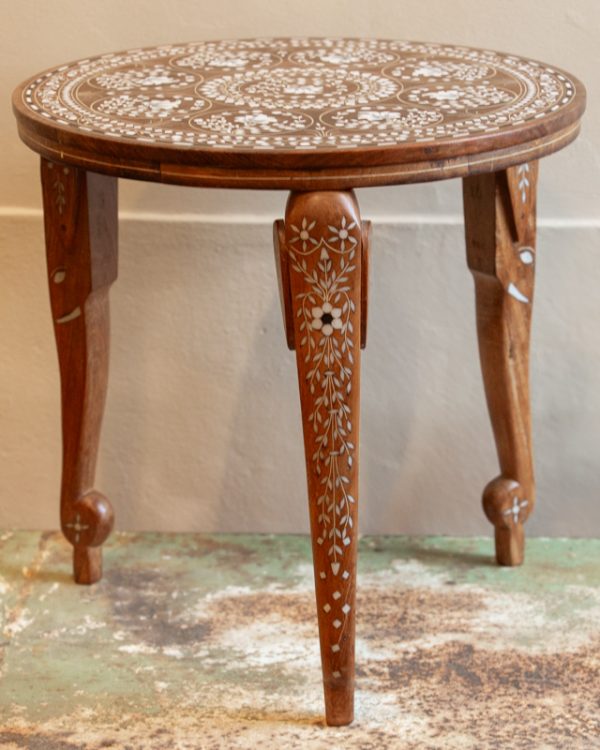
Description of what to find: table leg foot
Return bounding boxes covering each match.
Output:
[483,476,527,566]
[74,544,103,585]
[463,163,538,567]
[275,190,368,726]
[41,160,118,584]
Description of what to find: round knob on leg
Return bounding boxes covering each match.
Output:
[62,491,114,584]
[482,476,529,566]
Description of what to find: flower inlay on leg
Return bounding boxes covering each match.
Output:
[311,301,343,336]
[275,189,366,726]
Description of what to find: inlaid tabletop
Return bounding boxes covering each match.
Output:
[13,38,585,188]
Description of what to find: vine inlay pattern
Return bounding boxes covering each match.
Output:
[21,39,578,152]
[288,212,360,663]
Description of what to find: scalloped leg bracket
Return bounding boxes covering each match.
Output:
[463,163,538,566]
[274,190,367,726]
[274,215,370,352]
[41,159,118,584]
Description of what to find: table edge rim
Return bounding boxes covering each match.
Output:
[14,118,582,190]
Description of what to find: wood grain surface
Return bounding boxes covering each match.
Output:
[463,162,538,566]
[41,159,118,584]
[275,190,365,724]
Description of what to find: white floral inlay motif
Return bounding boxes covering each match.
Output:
[47,162,69,214]
[174,50,282,70]
[290,217,317,250]
[311,302,343,336]
[328,216,358,252]
[391,60,493,82]
[517,163,530,203]
[200,66,397,110]
[20,39,579,151]
[290,44,396,67]
[96,95,186,119]
[288,214,360,669]
[92,67,195,91]
[403,83,514,112]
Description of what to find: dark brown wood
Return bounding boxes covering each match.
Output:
[273,220,295,350]
[360,221,371,349]
[41,159,118,584]
[13,118,580,192]
[463,162,538,566]
[276,190,363,725]
[12,40,585,190]
[12,37,587,726]
[13,118,580,191]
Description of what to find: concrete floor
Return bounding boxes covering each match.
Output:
[0,531,599,749]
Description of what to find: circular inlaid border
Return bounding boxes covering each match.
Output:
[12,38,586,185]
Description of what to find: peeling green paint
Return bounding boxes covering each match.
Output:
[0,532,598,748]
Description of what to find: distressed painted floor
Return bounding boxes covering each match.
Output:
[0,532,599,749]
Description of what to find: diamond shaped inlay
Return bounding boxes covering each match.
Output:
[323,603,331,613]
[333,619,342,629]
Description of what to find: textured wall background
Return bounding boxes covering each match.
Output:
[1,1,598,535]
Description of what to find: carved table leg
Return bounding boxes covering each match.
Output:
[41,159,118,584]
[274,190,368,725]
[463,162,538,566]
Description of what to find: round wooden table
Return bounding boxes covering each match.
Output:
[12,38,586,726]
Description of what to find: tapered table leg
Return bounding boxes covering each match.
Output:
[41,159,118,584]
[274,190,368,725]
[463,162,538,566]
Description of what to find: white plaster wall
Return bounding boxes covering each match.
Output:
[0,1,599,534]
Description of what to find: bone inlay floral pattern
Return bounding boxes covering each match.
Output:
[12,36,587,729]
[20,38,578,151]
[517,163,531,203]
[283,198,363,675]
[289,220,357,566]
